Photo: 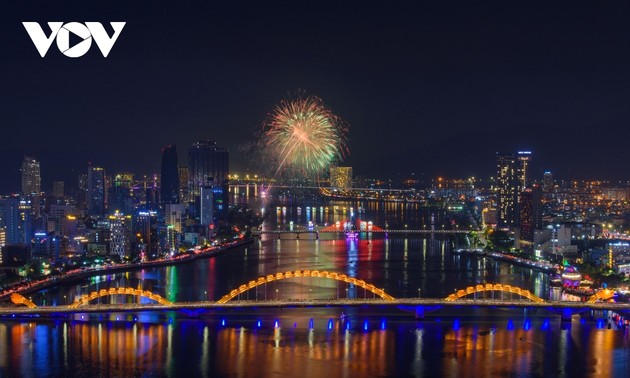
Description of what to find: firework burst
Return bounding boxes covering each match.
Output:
[261,95,348,177]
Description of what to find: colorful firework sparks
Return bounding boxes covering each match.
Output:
[261,95,348,176]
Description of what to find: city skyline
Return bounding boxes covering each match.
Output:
[3,2,630,191]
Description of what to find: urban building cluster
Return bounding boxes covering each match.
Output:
[0,140,229,276]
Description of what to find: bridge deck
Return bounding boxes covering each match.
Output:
[2,299,629,316]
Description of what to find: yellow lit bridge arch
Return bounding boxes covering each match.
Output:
[587,289,615,303]
[445,283,546,303]
[68,287,173,308]
[217,270,396,304]
[10,293,37,308]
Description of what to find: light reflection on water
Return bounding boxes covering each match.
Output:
[1,311,629,377]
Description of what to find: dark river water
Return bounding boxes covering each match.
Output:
[1,194,629,377]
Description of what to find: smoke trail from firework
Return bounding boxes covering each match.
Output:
[261,95,348,177]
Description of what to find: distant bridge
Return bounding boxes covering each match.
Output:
[251,229,472,238]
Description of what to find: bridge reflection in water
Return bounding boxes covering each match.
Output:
[0,308,625,377]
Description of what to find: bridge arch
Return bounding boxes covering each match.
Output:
[68,287,173,308]
[10,293,37,308]
[587,289,615,303]
[217,270,395,304]
[445,283,545,303]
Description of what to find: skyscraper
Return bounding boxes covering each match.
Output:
[188,140,229,219]
[178,167,189,203]
[109,211,131,258]
[187,140,229,198]
[160,145,180,205]
[87,166,106,216]
[0,197,31,246]
[200,186,214,228]
[519,185,543,244]
[516,151,531,191]
[108,173,134,214]
[497,151,534,230]
[21,156,41,195]
[496,153,517,229]
[52,181,65,198]
[543,171,553,193]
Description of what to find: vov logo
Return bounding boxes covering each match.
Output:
[22,22,126,58]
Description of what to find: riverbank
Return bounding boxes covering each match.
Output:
[0,238,254,301]
[454,248,558,273]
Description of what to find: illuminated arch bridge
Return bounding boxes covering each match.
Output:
[445,283,546,303]
[217,270,396,304]
[68,287,173,308]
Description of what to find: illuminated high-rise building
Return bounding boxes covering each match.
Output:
[516,151,531,191]
[133,209,159,260]
[160,145,180,205]
[497,151,534,230]
[0,228,5,250]
[200,186,214,228]
[543,171,553,193]
[109,173,134,214]
[109,211,131,258]
[496,153,517,229]
[52,181,65,198]
[178,167,189,203]
[21,156,41,195]
[187,140,229,197]
[188,140,229,218]
[87,165,106,216]
[519,185,543,244]
[165,203,185,251]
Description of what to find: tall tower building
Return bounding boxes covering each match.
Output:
[52,181,65,198]
[109,211,131,258]
[109,173,134,215]
[187,140,229,198]
[87,165,106,216]
[0,197,32,246]
[21,156,41,195]
[516,151,532,191]
[160,145,180,205]
[496,153,517,229]
[519,185,543,244]
[188,140,229,219]
[543,171,553,193]
[200,186,214,228]
[178,167,189,203]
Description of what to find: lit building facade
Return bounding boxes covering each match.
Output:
[21,156,41,195]
[496,153,517,229]
[109,211,131,258]
[188,140,229,218]
[519,185,543,244]
[87,166,106,216]
[52,181,65,198]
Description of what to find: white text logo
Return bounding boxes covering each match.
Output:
[23,22,126,58]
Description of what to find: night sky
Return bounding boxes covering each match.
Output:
[2,1,630,192]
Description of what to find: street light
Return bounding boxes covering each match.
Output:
[276,289,279,301]
[418,288,421,298]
